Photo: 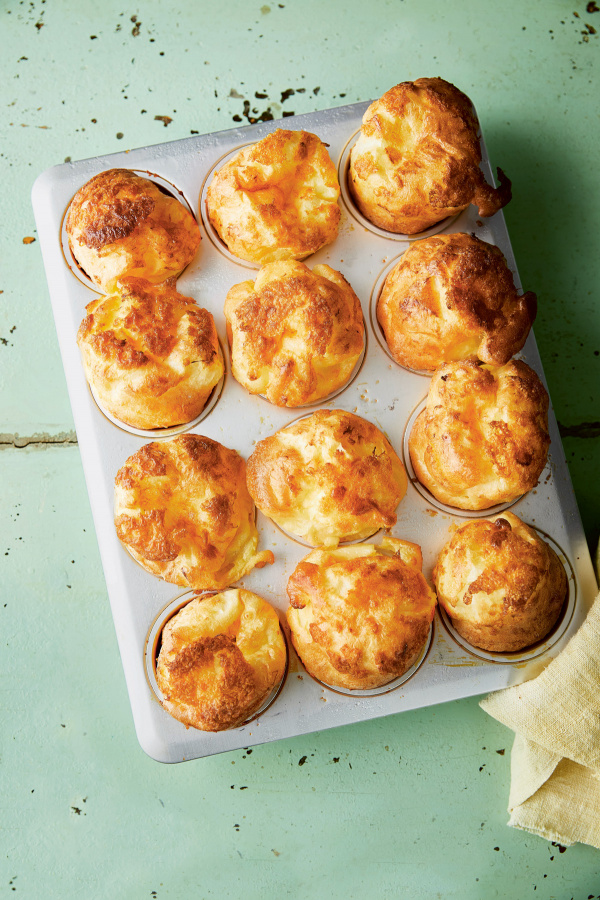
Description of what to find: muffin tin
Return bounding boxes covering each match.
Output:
[32,101,598,763]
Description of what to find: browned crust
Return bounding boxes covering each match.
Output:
[377,233,537,371]
[114,435,273,589]
[408,360,550,509]
[84,199,154,250]
[206,129,340,264]
[224,261,364,406]
[66,168,201,291]
[161,635,258,731]
[349,78,511,234]
[286,540,436,689]
[246,409,407,546]
[77,277,223,429]
[67,169,156,249]
[433,513,567,651]
[156,590,286,731]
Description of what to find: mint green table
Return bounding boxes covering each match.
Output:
[2,2,599,896]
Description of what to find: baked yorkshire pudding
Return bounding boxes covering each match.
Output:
[114,435,273,590]
[224,260,364,407]
[156,589,286,731]
[77,278,223,429]
[205,129,340,264]
[287,537,436,690]
[66,168,201,292]
[349,78,511,234]
[377,233,537,372]
[246,409,407,547]
[433,512,567,652]
[408,360,550,510]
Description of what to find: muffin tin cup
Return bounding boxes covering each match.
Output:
[115,496,264,582]
[61,169,199,293]
[437,530,576,664]
[369,256,436,374]
[87,340,226,439]
[144,591,289,729]
[270,520,382,549]
[338,132,462,242]
[254,400,397,548]
[199,144,271,269]
[302,621,434,697]
[32,99,598,763]
[401,398,527,518]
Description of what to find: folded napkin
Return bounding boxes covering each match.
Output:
[480,573,600,849]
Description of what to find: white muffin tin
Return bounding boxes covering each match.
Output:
[32,101,598,763]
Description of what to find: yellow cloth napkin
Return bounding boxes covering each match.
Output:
[480,587,600,849]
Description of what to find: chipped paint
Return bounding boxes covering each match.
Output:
[559,421,600,439]
[0,431,77,449]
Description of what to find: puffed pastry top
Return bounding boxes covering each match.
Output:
[433,512,567,652]
[377,233,537,372]
[246,409,407,547]
[286,537,437,690]
[77,277,223,429]
[205,129,340,264]
[408,360,550,510]
[224,260,364,407]
[156,589,286,732]
[114,435,273,590]
[66,168,201,292]
[349,78,511,234]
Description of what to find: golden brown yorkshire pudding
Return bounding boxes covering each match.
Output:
[287,537,436,690]
[246,409,407,547]
[157,590,286,731]
[349,78,511,234]
[433,512,567,652]
[77,278,223,429]
[377,233,537,372]
[206,129,340,264]
[114,434,273,590]
[224,260,364,407]
[408,360,550,510]
[66,168,201,292]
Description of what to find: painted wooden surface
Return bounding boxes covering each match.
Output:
[1,1,599,896]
